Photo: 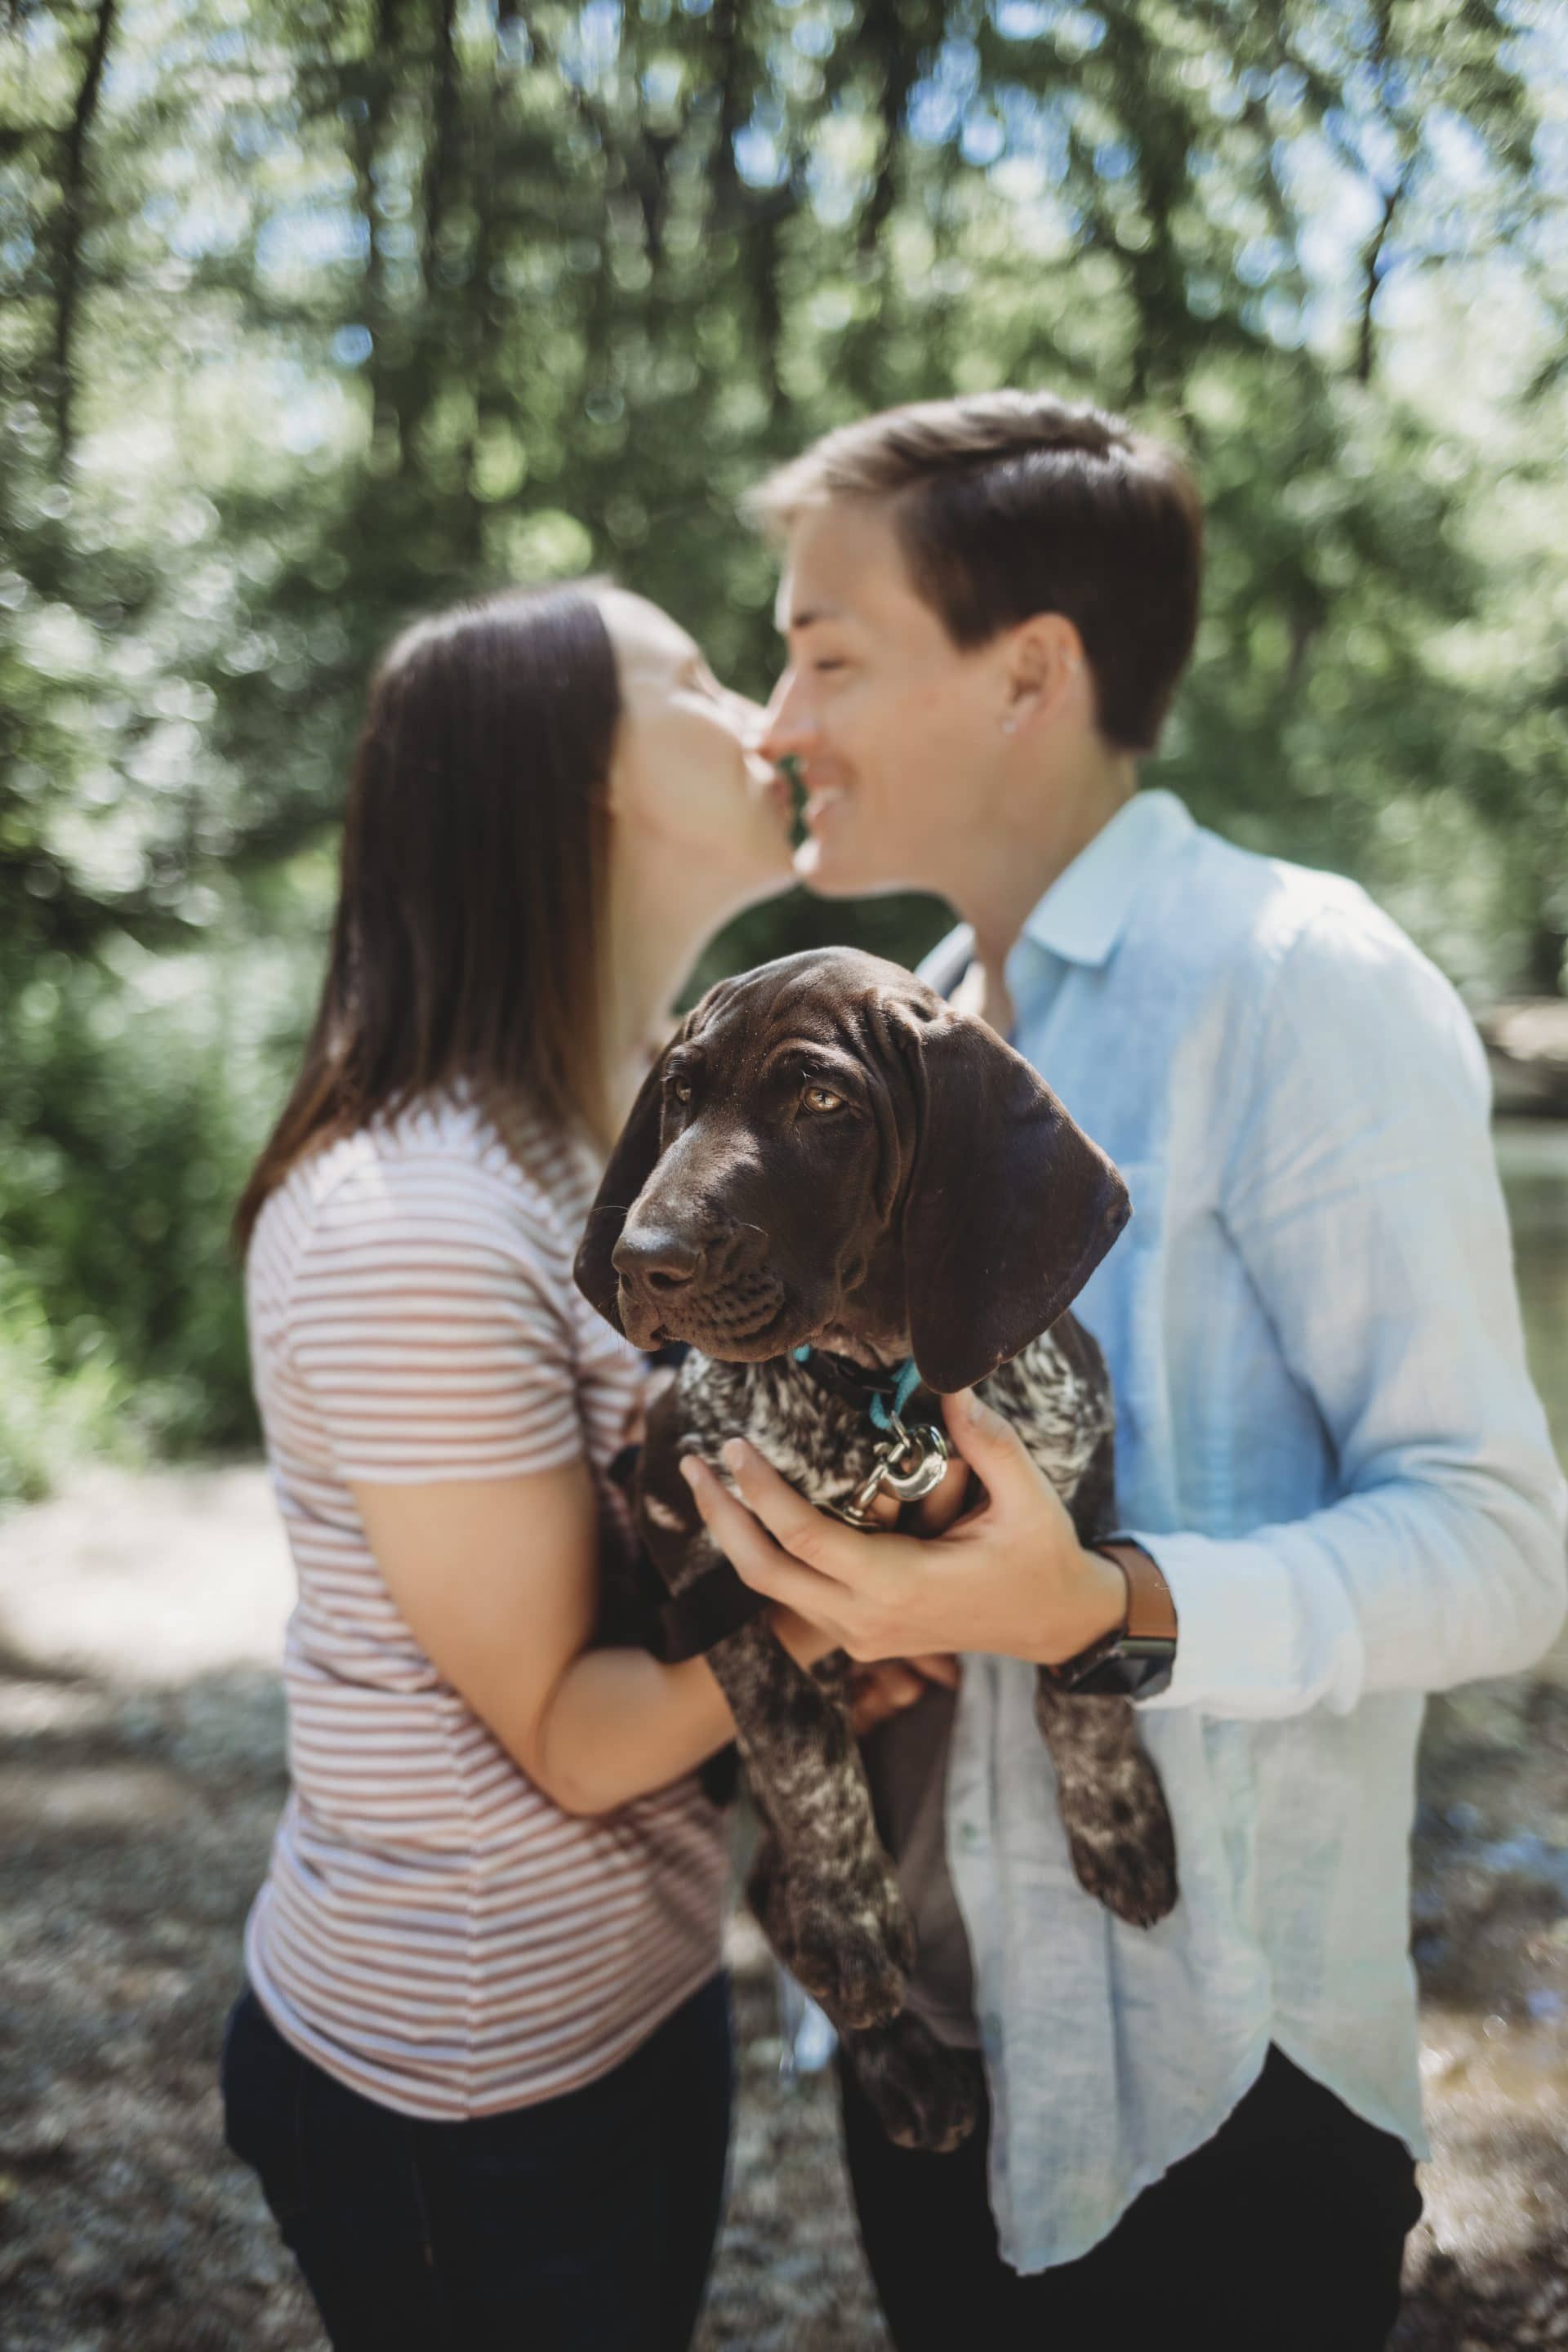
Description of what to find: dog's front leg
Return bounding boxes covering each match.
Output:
[635,1386,913,2025]
[706,1615,914,2029]
[743,1670,982,2154]
[1032,1677,1178,1927]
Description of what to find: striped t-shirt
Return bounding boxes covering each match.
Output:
[242,1090,728,2119]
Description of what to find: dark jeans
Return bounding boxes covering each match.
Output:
[221,1974,733,2352]
[841,2042,1423,2352]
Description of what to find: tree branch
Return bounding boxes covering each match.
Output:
[344,0,407,460]
[1355,172,1406,386]
[420,0,461,296]
[50,0,116,468]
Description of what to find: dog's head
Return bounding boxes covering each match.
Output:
[573,947,1129,1394]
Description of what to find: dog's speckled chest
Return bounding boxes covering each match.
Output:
[674,1314,1114,1522]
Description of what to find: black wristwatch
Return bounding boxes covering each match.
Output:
[1045,1539,1178,1700]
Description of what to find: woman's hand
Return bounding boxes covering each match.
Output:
[678,1386,1127,1668]
[849,1653,961,1735]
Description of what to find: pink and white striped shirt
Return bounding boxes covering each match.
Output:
[243,1092,728,2119]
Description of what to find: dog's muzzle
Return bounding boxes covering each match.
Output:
[611,1221,786,1350]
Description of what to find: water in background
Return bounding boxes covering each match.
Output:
[1496,1121,1568,1461]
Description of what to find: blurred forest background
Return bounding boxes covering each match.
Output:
[2,0,1566,1498]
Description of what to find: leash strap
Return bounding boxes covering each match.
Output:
[869,1359,924,1432]
[791,1343,926,1428]
[791,1346,951,1524]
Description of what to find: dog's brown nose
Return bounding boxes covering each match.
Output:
[612,1227,705,1292]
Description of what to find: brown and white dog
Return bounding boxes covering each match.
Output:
[575,947,1177,2151]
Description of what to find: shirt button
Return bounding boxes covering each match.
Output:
[959,1820,985,1852]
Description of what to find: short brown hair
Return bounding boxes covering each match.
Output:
[234,583,619,1249]
[751,391,1202,755]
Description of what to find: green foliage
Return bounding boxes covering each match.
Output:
[0,915,321,1466]
[1,0,1566,1488]
[0,1266,127,1505]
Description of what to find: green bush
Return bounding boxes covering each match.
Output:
[3,0,1565,1505]
[0,925,318,1492]
[0,1267,130,1505]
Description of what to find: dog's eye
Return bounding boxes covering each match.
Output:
[803,1084,844,1114]
[666,1077,693,1105]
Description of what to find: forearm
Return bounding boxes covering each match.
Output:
[1171,911,1568,1721]
[528,1607,837,1815]
[1134,1468,1567,1722]
[530,1646,735,1814]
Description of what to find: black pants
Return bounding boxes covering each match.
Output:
[221,1975,733,2352]
[841,2043,1423,2352]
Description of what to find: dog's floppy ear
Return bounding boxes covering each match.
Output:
[573,1051,670,1334]
[890,1000,1129,1394]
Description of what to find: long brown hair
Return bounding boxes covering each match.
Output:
[234,582,620,1250]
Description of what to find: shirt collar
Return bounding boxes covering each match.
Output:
[1018,788,1195,969]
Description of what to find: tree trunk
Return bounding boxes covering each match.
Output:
[346,0,409,469]
[50,0,116,469]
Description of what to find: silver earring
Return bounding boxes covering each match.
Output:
[1000,716,1018,737]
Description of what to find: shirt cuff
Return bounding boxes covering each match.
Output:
[1120,1528,1365,1718]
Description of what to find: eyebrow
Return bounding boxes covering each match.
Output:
[774,595,846,637]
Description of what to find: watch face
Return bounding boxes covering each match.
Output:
[1054,1638,1175,1701]
[1114,1651,1174,1701]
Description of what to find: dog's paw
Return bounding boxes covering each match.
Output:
[781,1869,915,2031]
[1063,1781,1178,1928]
[846,2014,982,2154]
[1034,1683,1179,1929]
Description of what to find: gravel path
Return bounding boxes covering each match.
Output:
[0,1464,1564,2347]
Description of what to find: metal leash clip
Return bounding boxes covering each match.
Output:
[831,1410,951,1527]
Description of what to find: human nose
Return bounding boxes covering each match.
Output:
[757,667,817,763]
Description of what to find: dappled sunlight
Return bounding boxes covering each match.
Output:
[0,1757,192,1835]
[1,1322,1566,2344]
[2,1,1566,2341]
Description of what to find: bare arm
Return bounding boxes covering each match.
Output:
[353,1463,834,1817]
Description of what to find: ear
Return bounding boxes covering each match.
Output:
[572,1051,670,1334]
[1000,613,1086,739]
[891,1002,1129,1394]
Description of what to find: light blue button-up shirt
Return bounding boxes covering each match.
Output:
[919,788,1567,2272]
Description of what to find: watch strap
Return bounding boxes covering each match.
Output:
[1096,1539,1178,1645]
[1045,1539,1178,1699]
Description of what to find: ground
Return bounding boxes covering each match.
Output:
[0,1464,1565,2350]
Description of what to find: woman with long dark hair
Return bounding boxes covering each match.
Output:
[220,581,822,2350]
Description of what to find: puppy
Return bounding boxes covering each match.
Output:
[577,947,1177,2150]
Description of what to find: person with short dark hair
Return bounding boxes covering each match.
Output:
[679,391,1567,2350]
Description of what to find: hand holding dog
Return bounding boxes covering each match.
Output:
[847,1652,962,1735]
[680,1385,1127,1668]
